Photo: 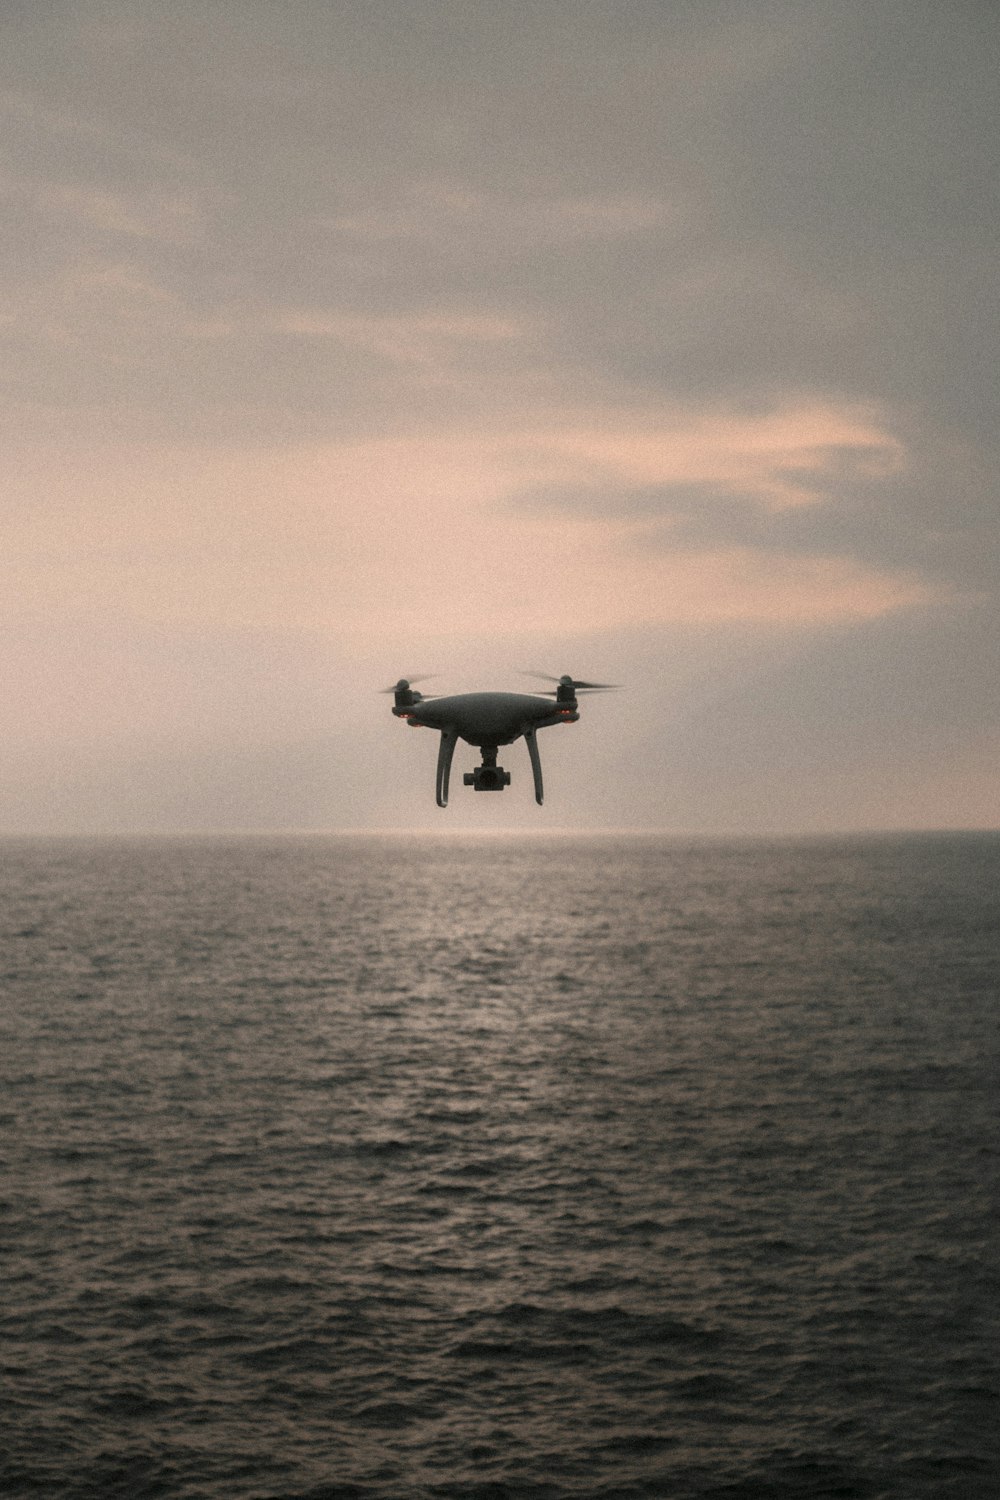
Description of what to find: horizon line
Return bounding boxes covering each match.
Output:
[2,825,998,841]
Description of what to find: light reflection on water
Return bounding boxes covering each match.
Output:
[1,833,998,1498]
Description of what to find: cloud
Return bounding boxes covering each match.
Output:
[0,85,113,146]
[3,409,925,651]
[514,400,903,502]
[5,175,202,242]
[270,307,528,373]
[326,181,677,250]
[510,399,1000,606]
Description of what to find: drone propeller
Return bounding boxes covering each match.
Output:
[379,676,438,696]
[522,671,619,694]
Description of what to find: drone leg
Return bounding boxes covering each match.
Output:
[436,729,457,808]
[524,728,544,805]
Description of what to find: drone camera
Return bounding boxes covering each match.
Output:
[463,766,511,791]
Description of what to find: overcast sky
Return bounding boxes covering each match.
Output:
[2,0,998,833]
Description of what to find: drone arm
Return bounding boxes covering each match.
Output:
[435,729,457,808]
[524,727,544,805]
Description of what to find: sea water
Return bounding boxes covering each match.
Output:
[1,833,997,1498]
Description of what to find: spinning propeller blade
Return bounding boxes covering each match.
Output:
[521,671,619,694]
[379,676,437,695]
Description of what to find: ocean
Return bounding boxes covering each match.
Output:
[1,832,997,1499]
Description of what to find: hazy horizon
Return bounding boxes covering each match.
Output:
[3,826,997,844]
[3,1,998,835]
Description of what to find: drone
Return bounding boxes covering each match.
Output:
[384,673,617,807]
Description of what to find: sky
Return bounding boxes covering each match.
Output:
[2,0,998,833]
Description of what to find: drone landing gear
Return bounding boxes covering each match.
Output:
[463,745,511,793]
[435,734,545,806]
[524,728,544,805]
[436,729,457,808]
